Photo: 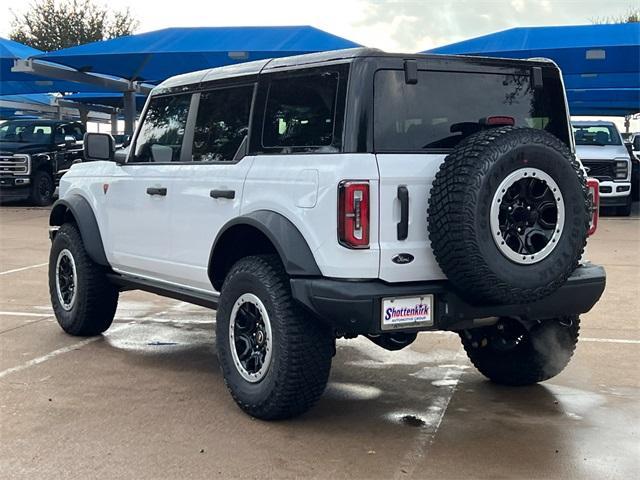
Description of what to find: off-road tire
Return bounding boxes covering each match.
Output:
[30,171,55,206]
[216,255,333,420]
[460,316,580,385]
[49,223,118,336]
[428,127,589,305]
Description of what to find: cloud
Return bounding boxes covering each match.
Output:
[2,0,633,53]
[355,0,635,51]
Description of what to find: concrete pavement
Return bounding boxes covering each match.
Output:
[0,205,638,479]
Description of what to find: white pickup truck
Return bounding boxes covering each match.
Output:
[573,120,632,216]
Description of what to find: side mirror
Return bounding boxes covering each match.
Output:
[633,137,640,152]
[114,149,129,163]
[64,135,76,146]
[83,132,116,162]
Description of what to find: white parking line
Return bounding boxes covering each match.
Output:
[0,262,48,276]
[581,337,640,344]
[393,354,465,479]
[0,311,637,343]
[0,323,132,380]
[0,311,214,324]
[0,311,50,317]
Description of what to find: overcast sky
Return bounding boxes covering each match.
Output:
[2,0,636,52]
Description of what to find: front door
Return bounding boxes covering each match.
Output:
[103,93,192,282]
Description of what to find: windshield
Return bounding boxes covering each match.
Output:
[572,125,622,146]
[0,122,53,143]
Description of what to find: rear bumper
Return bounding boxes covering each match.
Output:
[290,263,606,335]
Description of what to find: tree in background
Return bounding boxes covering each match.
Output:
[591,6,639,24]
[10,0,139,52]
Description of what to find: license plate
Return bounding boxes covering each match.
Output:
[381,295,434,330]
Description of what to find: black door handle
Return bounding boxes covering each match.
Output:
[397,185,409,240]
[146,187,167,196]
[210,189,235,199]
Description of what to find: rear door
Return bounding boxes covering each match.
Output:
[374,67,570,283]
[168,85,255,292]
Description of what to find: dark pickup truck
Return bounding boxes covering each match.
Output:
[0,119,85,205]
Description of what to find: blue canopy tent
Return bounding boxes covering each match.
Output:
[0,37,112,95]
[0,93,55,119]
[426,24,640,116]
[36,26,361,83]
[33,26,360,134]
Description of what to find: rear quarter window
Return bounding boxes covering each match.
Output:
[374,69,569,152]
[260,66,348,153]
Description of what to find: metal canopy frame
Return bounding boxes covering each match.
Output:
[12,59,153,135]
[0,96,114,123]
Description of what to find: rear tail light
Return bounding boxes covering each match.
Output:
[338,180,370,249]
[587,178,599,236]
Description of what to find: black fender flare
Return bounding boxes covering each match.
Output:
[49,195,109,266]
[208,210,321,287]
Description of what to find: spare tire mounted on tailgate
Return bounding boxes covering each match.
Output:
[428,127,589,305]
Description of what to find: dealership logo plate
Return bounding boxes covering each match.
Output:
[381,295,434,330]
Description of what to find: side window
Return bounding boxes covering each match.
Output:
[53,126,66,144]
[63,125,84,141]
[131,94,191,163]
[262,70,343,152]
[192,85,253,162]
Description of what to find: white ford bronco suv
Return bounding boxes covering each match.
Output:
[48,49,606,420]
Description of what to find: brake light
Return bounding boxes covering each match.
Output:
[587,178,599,236]
[484,116,515,126]
[338,181,370,249]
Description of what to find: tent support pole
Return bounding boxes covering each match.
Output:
[79,105,89,128]
[111,112,118,135]
[123,91,136,137]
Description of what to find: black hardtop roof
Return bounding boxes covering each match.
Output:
[153,47,558,94]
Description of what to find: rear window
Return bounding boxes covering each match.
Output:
[572,125,622,146]
[374,69,569,151]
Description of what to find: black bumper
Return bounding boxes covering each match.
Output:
[0,181,30,201]
[600,195,631,208]
[290,264,606,335]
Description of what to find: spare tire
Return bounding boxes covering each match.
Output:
[427,127,589,305]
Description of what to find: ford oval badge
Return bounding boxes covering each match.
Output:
[392,253,414,265]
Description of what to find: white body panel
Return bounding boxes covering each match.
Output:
[102,165,174,279]
[242,154,380,279]
[376,154,446,282]
[168,157,255,291]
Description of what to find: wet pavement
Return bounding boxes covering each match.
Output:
[0,205,638,479]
